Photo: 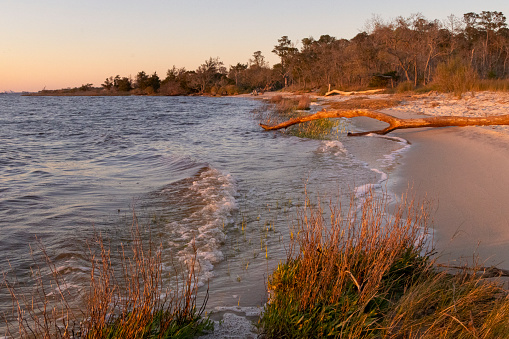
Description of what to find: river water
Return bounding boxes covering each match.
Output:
[0,94,409,332]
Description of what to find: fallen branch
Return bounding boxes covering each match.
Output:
[259,109,509,136]
[325,89,384,96]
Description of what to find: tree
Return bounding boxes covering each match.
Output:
[148,72,161,92]
[194,57,226,93]
[250,51,264,67]
[102,77,114,90]
[136,71,150,90]
[79,83,93,91]
[160,67,193,95]
[228,63,247,87]
[272,36,298,87]
[115,77,132,92]
[463,11,508,76]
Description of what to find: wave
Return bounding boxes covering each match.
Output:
[160,166,237,285]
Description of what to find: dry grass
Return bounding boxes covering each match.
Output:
[432,58,478,96]
[472,79,509,92]
[260,190,509,338]
[2,214,212,338]
[268,94,311,112]
[328,97,402,110]
[296,95,311,110]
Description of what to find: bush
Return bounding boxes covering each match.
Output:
[396,81,415,93]
[159,81,188,96]
[296,95,311,110]
[433,57,478,95]
[224,85,239,95]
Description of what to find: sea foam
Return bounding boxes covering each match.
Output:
[163,166,237,286]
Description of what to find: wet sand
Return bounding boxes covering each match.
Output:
[391,123,509,267]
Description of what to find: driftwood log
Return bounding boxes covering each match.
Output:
[259,109,509,136]
[325,89,384,96]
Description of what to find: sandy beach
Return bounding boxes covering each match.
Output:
[386,92,509,268]
[251,90,509,268]
[201,91,509,337]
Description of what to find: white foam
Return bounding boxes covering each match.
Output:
[318,140,348,156]
[199,312,258,338]
[165,167,237,286]
[354,182,381,199]
[352,135,411,213]
[370,134,412,169]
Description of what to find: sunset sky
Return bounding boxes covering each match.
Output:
[1,0,507,92]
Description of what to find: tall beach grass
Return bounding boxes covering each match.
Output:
[260,191,509,338]
[2,213,212,338]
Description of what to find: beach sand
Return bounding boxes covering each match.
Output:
[386,92,509,268]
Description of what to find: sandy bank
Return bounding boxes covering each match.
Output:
[386,92,509,267]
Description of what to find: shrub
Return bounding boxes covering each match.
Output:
[433,57,478,95]
[296,95,311,110]
[395,81,415,93]
[269,94,284,104]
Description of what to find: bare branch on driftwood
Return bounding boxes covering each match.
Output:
[259,109,509,136]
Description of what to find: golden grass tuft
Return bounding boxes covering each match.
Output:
[328,96,402,110]
[260,190,509,338]
[2,213,212,338]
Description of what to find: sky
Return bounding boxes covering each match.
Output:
[1,0,508,92]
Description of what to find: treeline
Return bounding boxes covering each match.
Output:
[99,54,278,96]
[80,11,509,96]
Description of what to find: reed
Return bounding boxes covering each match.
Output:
[260,190,509,338]
[2,213,212,338]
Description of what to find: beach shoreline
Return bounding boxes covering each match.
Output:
[390,124,509,267]
[253,90,509,267]
[381,92,509,268]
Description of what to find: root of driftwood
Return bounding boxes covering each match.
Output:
[259,109,509,136]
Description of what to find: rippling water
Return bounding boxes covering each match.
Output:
[0,94,408,329]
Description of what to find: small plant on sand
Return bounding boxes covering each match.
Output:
[260,191,509,338]
[3,214,212,338]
